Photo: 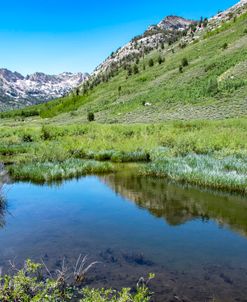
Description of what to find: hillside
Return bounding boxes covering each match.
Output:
[0,69,88,111]
[1,0,247,123]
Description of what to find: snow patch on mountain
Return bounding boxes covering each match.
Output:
[0,69,88,110]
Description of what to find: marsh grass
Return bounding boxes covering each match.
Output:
[9,159,114,183]
[84,150,150,163]
[1,120,247,192]
[143,154,247,194]
[0,144,30,156]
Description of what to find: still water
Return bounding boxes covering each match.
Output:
[0,169,247,301]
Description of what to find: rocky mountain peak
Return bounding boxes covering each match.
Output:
[0,69,88,110]
[157,16,194,31]
[26,72,53,83]
[93,15,194,76]
[0,68,24,82]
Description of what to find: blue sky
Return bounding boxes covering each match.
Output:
[0,0,238,75]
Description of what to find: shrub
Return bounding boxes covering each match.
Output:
[148,59,154,67]
[203,18,208,27]
[205,62,217,72]
[118,86,122,95]
[133,64,139,74]
[22,133,33,143]
[158,55,164,65]
[222,42,228,50]
[179,65,183,73]
[0,260,153,302]
[88,112,95,122]
[127,66,133,76]
[206,78,219,96]
[179,42,187,49]
[181,58,189,67]
[41,126,52,140]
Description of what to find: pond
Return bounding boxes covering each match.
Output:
[0,168,247,301]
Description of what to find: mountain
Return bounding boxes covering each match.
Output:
[0,69,88,110]
[2,0,247,122]
[93,1,247,78]
[94,16,195,76]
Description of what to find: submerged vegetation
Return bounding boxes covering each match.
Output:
[0,260,153,302]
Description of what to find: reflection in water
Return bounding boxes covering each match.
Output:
[100,168,247,237]
[0,183,6,228]
[1,168,247,302]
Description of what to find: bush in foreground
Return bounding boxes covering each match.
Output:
[0,260,153,302]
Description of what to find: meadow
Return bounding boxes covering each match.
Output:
[0,118,246,192]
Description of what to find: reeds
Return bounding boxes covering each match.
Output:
[9,159,114,183]
[143,154,247,194]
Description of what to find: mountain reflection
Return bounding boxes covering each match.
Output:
[100,170,247,237]
[0,185,6,228]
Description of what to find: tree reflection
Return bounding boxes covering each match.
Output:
[0,179,6,228]
[100,170,247,237]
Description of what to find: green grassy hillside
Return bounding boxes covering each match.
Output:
[2,11,247,123]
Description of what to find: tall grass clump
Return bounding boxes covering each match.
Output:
[143,154,247,194]
[9,159,114,183]
[110,151,150,163]
[85,150,150,163]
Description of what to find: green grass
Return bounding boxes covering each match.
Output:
[9,159,114,183]
[1,119,247,162]
[142,153,247,194]
[0,119,246,193]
